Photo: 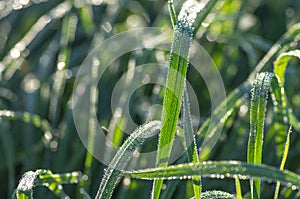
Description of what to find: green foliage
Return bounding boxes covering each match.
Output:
[0,0,300,199]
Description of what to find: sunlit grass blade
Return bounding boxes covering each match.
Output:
[76,0,95,34]
[235,177,242,199]
[14,169,84,199]
[182,87,201,199]
[247,72,274,199]
[273,50,300,131]
[274,126,292,199]
[95,121,161,199]
[168,0,177,28]
[124,161,300,189]
[152,1,201,198]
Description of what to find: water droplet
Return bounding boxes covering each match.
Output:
[101,22,112,33]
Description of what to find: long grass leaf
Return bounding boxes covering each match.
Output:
[247,72,274,199]
[235,177,242,199]
[124,161,300,189]
[182,87,201,199]
[274,126,292,199]
[168,0,177,28]
[273,50,300,131]
[152,1,201,198]
[95,121,161,199]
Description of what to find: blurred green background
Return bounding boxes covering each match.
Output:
[0,0,300,198]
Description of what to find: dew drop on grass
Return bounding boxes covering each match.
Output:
[101,22,112,33]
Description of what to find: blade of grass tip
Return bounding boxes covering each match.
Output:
[235,177,242,199]
[95,121,161,199]
[274,126,292,199]
[168,0,177,28]
[273,50,300,131]
[0,1,72,82]
[123,161,300,189]
[199,190,233,199]
[153,1,202,198]
[247,72,274,199]
[182,87,201,199]
[15,169,84,199]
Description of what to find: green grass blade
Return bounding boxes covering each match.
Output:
[270,77,290,158]
[274,126,292,199]
[124,161,300,189]
[15,169,84,199]
[76,0,94,34]
[273,50,300,131]
[235,177,242,199]
[168,0,177,28]
[182,87,201,199]
[95,121,161,199]
[247,72,274,199]
[153,1,201,198]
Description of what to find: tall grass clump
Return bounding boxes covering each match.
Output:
[0,0,300,199]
